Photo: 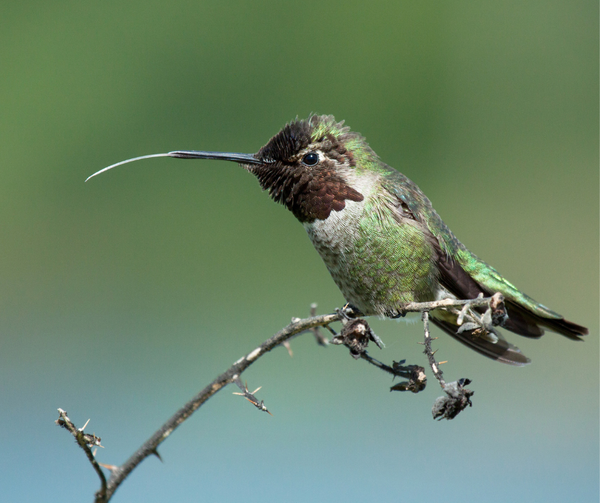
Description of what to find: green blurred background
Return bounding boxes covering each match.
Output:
[1,1,598,501]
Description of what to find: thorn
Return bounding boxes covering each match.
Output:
[98,463,119,471]
[79,418,91,431]
[283,341,294,357]
[151,448,163,462]
[438,361,448,365]
[251,386,262,394]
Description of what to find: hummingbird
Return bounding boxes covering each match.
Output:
[87,115,588,365]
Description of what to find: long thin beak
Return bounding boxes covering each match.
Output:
[85,150,262,182]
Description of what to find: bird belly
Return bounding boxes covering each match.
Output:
[304,199,439,316]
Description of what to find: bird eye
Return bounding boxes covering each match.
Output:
[301,152,319,166]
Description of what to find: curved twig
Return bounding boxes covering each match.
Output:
[99,311,341,502]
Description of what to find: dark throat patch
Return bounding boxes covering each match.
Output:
[249,117,364,222]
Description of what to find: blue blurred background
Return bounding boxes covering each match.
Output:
[1,1,598,501]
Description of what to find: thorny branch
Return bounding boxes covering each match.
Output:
[420,311,475,420]
[56,409,107,501]
[59,311,341,502]
[56,294,503,502]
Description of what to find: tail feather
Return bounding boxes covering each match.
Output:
[543,317,588,339]
[503,300,588,341]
